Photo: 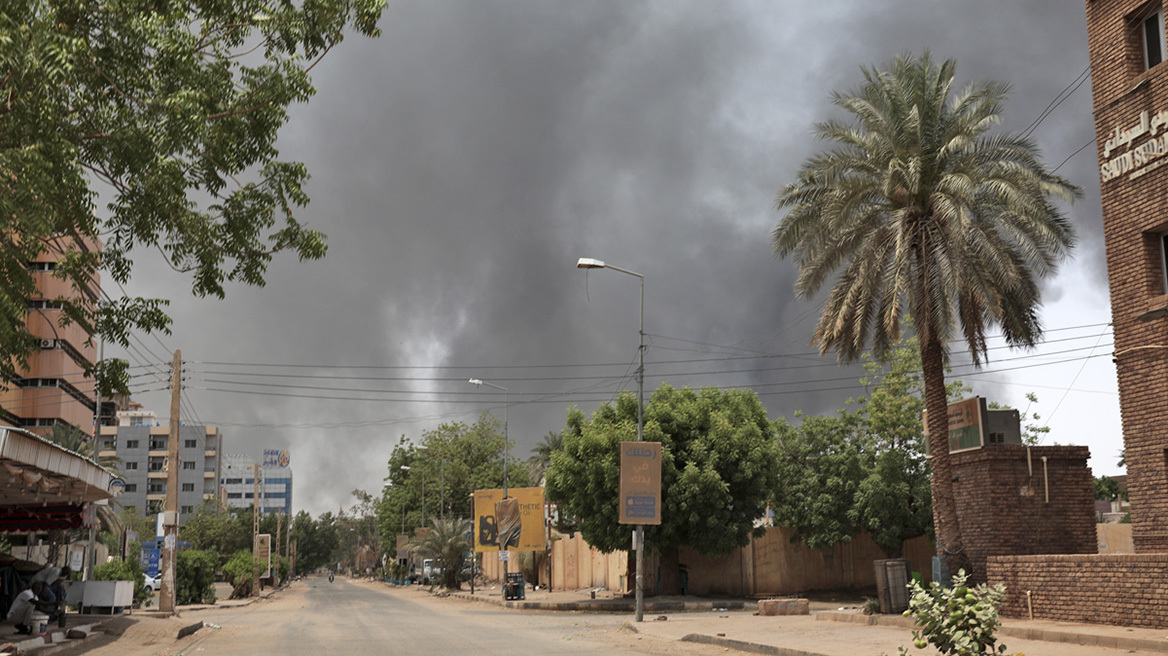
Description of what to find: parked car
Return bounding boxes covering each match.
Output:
[142,572,161,592]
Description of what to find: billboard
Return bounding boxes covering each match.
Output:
[923,396,986,454]
[396,535,409,560]
[619,441,662,525]
[141,547,160,577]
[263,449,290,468]
[473,487,545,552]
[256,534,272,578]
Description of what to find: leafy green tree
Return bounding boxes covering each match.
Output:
[175,549,218,605]
[291,510,339,574]
[773,52,1078,576]
[406,517,472,590]
[180,503,252,561]
[1094,476,1125,502]
[0,0,385,390]
[378,413,528,549]
[546,385,780,559]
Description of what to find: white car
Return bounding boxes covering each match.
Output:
[143,572,161,592]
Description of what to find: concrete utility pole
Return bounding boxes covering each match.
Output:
[253,463,261,594]
[276,507,283,562]
[159,349,181,614]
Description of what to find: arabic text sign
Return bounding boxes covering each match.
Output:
[945,397,984,453]
[263,449,290,468]
[473,487,545,552]
[619,441,662,525]
[396,535,409,560]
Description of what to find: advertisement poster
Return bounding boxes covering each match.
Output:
[473,487,545,552]
[396,535,409,560]
[619,441,662,525]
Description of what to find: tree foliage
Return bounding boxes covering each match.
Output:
[0,0,385,387]
[290,510,339,574]
[546,384,780,557]
[773,52,1078,575]
[378,413,529,549]
[175,549,218,605]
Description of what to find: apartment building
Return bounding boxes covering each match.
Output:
[97,409,223,522]
[0,236,104,437]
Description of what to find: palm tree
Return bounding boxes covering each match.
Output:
[406,517,472,590]
[526,431,563,485]
[773,52,1078,577]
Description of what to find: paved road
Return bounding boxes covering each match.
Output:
[63,576,723,656]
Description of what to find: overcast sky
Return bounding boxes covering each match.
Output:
[113,0,1119,517]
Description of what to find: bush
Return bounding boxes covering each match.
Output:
[93,557,151,607]
[899,570,1009,656]
[222,550,261,598]
[176,549,218,605]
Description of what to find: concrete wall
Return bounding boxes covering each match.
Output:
[1097,523,1134,554]
[989,554,1168,627]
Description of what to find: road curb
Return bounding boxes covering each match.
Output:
[681,633,830,656]
[177,621,204,639]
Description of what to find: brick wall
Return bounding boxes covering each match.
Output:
[1087,0,1168,552]
[988,554,1168,627]
[950,446,1095,581]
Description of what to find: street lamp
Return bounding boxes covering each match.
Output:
[417,445,446,522]
[576,256,646,622]
[468,377,510,581]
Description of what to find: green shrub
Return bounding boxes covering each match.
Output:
[222,550,262,597]
[899,570,1009,656]
[93,557,151,607]
[176,549,218,605]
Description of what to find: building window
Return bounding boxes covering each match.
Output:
[182,461,195,470]
[184,439,197,448]
[1147,10,1165,69]
[123,505,136,514]
[224,478,243,485]
[182,483,194,492]
[148,483,165,494]
[125,484,137,492]
[126,440,139,449]
[149,439,166,450]
[245,493,254,499]
[227,493,242,499]
[181,505,194,515]
[124,462,138,470]
[148,500,163,513]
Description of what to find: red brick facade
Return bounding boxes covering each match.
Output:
[1087,0,1168,552]
[950,446,1096,581]
[988,554,1168,627]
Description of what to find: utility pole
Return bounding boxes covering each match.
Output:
[276,507,283,561]
[253,462,261,595]
[159,350,181,614]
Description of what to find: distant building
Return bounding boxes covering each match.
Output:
[97,409,223,522]
[221,451,293,517]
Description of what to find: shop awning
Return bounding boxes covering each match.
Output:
[0,427,115,508]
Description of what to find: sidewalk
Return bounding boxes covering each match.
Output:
[428,583,1168,655]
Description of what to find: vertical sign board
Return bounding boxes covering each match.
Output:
[472,487,546,552]
[141,548,161,577]
[396,535,409,561]
[256,534,272,578]
[619,441,662,525]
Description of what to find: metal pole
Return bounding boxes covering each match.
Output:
[440,457,445,522]
[635,274,644,623]
[502,386,508,583]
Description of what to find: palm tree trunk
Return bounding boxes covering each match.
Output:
[920,333,972,580]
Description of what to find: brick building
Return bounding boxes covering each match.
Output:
[982,0,1168,628]
[1087,0,1168,554]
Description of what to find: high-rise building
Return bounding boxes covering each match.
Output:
[0,236,103,437]
[97,409,223,522]
[221,451,293,516]
[1087,0,1168,553]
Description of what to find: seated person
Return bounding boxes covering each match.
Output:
[7,581,51,635]
[36,566,70,622]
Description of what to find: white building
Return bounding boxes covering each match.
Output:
[220,451,293,516]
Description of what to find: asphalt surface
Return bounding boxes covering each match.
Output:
[56,576,725,656]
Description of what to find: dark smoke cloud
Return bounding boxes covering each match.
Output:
[115,1,1114,516]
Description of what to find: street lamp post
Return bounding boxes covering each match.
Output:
[576,256,646,623]
[400,465,424,530]
[468,378,509,582]
[416,445,446,522]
